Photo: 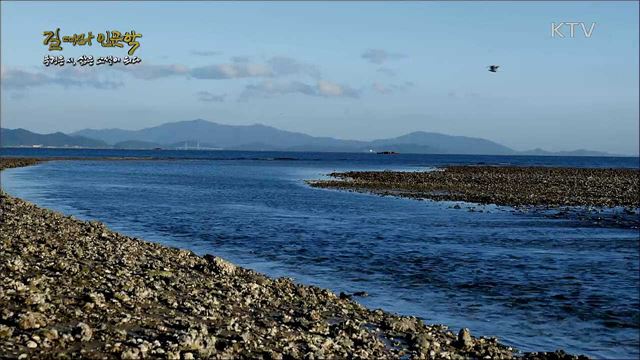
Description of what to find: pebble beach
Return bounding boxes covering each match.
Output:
[308,166,639,208]
[0,158,595,359]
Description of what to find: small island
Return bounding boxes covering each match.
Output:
[308,166,640,209]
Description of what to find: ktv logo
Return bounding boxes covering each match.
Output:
[551,22,596,38]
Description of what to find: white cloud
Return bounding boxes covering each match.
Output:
[267,56,320,78]
[372,82,390,94]
[190,56,318,80]
[196,91,226,102]
[1,66,123,90]
[318,80,352,97]
[240,79,359,100]
[362,49,407,64]
[190,62,272,79]
[118,64,190,80]
[371,81,414,94]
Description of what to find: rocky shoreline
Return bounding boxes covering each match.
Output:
[308,166,639,208]
[1,158,589,359]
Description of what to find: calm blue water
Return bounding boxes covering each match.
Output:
[2,148,639,359]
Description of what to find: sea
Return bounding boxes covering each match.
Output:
[1,148,639,359]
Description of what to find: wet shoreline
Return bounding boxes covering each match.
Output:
[307,167,639,208]
[1,158,590,359]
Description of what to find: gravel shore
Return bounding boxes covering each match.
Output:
[308,166,639,208]
[1,158,589,359]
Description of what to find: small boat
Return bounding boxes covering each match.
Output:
[376,151,398,155]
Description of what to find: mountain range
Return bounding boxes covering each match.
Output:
[1,128,108,148]
[0,119,619,157]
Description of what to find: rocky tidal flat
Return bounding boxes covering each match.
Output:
[308,166,640,209]
[1,158,590,359]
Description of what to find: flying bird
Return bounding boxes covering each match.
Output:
[488,65,500,73]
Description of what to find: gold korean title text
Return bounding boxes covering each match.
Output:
[43,29,142,56]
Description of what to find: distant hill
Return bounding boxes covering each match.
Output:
[73,119,368,152]
[370,131,513,155]
[1,128,108,148]
[113,140,164,149]
[1,120,622,157]
[71,119,515,155]
[518,148,616,157]
[112,139,224,150]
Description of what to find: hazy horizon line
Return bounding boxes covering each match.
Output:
[3,119,638,157]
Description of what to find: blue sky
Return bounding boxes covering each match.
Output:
[1,1,638,154]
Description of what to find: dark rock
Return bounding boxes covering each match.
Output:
[458,328,473,349]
